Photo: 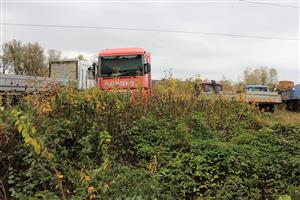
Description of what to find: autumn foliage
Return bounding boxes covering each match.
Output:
[0,81,300,199]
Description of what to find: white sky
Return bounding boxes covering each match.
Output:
[1,0,299,83]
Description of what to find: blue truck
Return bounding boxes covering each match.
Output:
[279,83,300,111]
[241,85,282,111]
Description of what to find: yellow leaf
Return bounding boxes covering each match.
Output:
[83,175,90,182]
[89,194,96,200]
[87,186,95,193]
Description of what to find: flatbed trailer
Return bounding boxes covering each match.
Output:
[0,60,95,105]
[0,74,59,106]
[0,59,95,95]
[195,81,282,111]
[239,92,282,104]
[0,74,54,94]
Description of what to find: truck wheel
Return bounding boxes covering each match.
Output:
[259,104,274,112]
[1,95,7,107]
[285,101,293,111]
[268,104,275,112]
[295,100,300,112]
[11,95,20,106]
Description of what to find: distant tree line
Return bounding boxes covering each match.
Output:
[0,39,87,76]
[243,67,278,87]
[220,67,278,91]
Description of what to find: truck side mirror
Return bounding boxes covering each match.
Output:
[146,63,151,72]
[92,62,96,72]
[88,65,96,79]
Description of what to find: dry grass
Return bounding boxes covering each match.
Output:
[273,109,300,125]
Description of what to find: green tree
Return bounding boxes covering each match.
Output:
[243,67,278,88]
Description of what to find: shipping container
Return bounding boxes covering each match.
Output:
[49,59,95,89]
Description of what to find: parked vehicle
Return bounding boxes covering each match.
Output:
[49,59,95,89]
[1,48,152,105]
[276,81,300,111]
[97,48,152,100]
[0,59,94,95]
[0,59,95,105]
[0,74,53,95]
[194,80,223,97]
[240,85,282,111]
[195,81,282,111]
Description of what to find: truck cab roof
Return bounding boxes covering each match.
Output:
[99,48,145,57]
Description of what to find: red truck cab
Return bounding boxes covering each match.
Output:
[97,48,152,99]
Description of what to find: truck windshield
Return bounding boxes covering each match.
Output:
[202,84,222,92]
[246,87,268,92]
[100,55,143,77]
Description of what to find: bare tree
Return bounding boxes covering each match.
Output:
[22,42,47,76]
[219,75,234,91]
[267,68,278,86]
[3,40,47,76]
[3,40,24,75]
[77,54,87,61]
[0,50,10,74]
[47,49,61,62]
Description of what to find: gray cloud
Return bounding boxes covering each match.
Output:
[2,1,299,82]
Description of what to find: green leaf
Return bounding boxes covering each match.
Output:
[278,194,291,200]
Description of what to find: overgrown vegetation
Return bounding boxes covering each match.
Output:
[0,81,299,199]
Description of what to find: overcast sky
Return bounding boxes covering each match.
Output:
[1,0,299,83]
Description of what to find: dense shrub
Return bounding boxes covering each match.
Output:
[0,85,299,199]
